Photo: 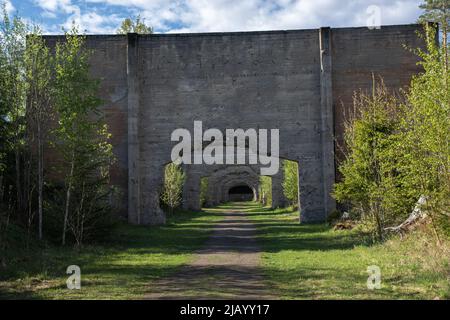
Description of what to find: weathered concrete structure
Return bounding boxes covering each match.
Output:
[44,24,424,225]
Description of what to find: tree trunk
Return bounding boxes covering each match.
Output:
[38,121,43,240]
[15,148,22,215]
[62,152,75,246]
[443,25,448,89]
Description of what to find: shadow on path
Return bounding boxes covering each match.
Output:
[145,208,273,300]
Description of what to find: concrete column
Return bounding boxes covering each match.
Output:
[140,162,166,225]
[319,27,336,218]
[298,156,329,223]
[127,33,141,224]
[182,167,201,211]
[271,162,286,209]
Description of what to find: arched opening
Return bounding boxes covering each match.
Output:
[228,185,254,202]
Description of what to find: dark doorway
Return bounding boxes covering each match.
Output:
[228,185,254,202]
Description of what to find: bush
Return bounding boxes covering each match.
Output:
[259,176,272,206]
[161,163,185,213]
[282,160,299,207]
[200,177,209,207]
[334,79,416,241]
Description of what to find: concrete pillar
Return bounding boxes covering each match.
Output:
[128,34,165,225]
[182,167,201,211]
[298,158,328,223]
[127,33,141,224]
[140,162,166,225]
[319,27,336,218]
[271,162,286,209]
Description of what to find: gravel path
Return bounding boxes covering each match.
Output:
[145,209,273,299]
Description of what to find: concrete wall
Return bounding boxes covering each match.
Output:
[43,24,424,225]
[331,25,424,168]
[44,35,129,218]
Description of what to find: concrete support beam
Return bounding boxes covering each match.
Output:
[271,162,286,209]
[182,167,201,211]
[319,27,336,218]
[127,33,141,224]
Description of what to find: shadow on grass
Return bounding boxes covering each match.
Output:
[0,208,220,299]
[213,202,366,253]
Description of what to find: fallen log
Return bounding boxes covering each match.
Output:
[384,195,428,233]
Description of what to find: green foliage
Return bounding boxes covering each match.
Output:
[259,176,272,206]
[161,163,185,213]
[0,5,30,264]
[0,10,116,253]
[282,160,299,206]
[0,5,27,197]
[334,80,415,241]
[419,0,449,76]
[25,27,54,240]
[117,15,153,34]
[246,202,450,300]
[419,0,450,36]
[419,0,450,24]
[334,25,449,241]
[200,177,209,207]
[0,208,220,299]
[398,24,450,237]
[53,26,115,247]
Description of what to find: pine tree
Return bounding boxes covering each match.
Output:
[419,0,450,76]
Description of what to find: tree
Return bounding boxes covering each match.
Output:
[24,28,53,240]
[399,25,450,241]
[117,15,152,34]
[282,160,299,207]
[333,79,413,241]
[419,0,450,77]
[200,177,209,207]
[259,176,272,206]
[0,5,28,218]
[53,26,114,247]
[161,163,185,213]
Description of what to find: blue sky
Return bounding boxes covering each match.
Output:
[4,0,424,34]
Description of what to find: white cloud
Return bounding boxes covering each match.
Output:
[34,0,78,14]
[4,0,15,14]
[62,11,122,34]
[35,0,425,34]
[33,0,121,34]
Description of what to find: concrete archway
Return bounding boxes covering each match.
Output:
[222,179,258,203]
[206,166,260,206]
[227,184,255,202]
[43,25,424,224]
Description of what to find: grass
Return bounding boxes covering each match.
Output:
[0,209,221,300]
[238,202,450,300]
[1,201,448,300]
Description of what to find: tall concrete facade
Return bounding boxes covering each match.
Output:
[44,24,424,225]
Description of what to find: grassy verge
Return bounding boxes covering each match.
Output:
[241,202,450,300]
[0,209,221,299]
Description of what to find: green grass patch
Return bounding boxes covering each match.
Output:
[0,209,221,300]
[240,202,450,300]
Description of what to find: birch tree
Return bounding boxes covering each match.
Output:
[25,29,53,240]
[161,163,185,213]
[53,26,114,246]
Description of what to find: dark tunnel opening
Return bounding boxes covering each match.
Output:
[228,185,254,202]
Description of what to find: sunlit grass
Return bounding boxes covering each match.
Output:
[0,209,221,300]
[241,202,449,300]
[1,201,448,300]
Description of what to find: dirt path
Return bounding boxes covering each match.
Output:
[145,209,273,299]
